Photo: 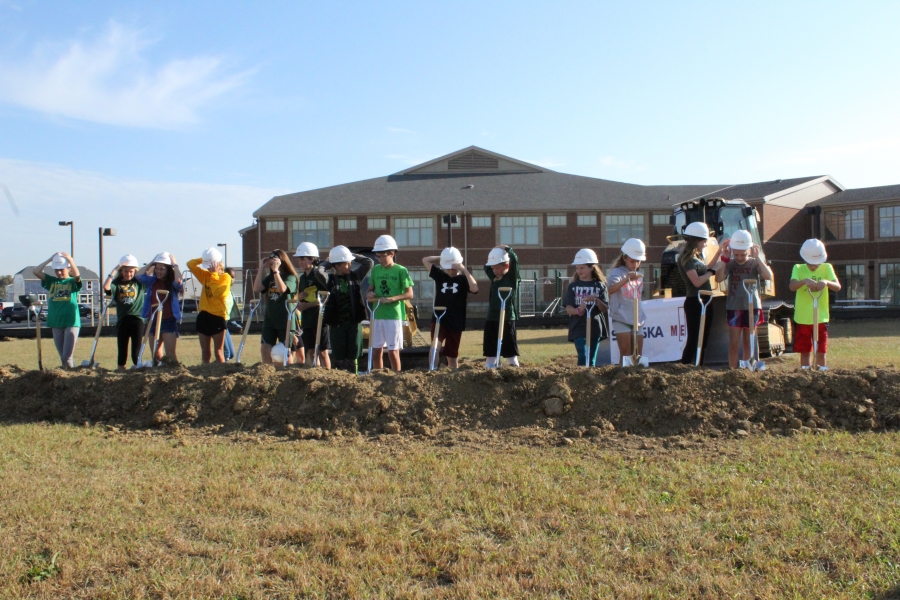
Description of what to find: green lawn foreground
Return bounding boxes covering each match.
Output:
[1,426,899,598]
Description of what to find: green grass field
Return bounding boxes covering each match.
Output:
[1,319,900,598]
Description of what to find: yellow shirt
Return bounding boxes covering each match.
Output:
[187,258,233,319]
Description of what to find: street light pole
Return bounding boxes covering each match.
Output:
[58,221,74,257]
[99,227,116,326]
[217,243,228,269]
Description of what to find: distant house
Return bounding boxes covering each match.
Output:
[12,266,101,306]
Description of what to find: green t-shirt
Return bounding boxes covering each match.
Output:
[41,274,82,328]
[110,278,145,320]
[262,273,298,329]
[791,263,837,324]
[370,263,413,320]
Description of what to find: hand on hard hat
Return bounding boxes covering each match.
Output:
[729,230,753,251]
[328,245,354,264]
[486,247,510,266]
[440,247,464,270]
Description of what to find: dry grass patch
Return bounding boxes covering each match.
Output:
[2,425,900,598]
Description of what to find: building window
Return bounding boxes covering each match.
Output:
[38,294,47,302]
[265,220,285,232]
[577,213,597,227]
[471,216,491,228]
[880,263,900,305]
[499,216,539,246]
[824,208,865,240]
[652,213,671,226]
[291,219,331,249]
[605,214,644,245]
[837,264,866,300]
[408,269,434,300]
[338,218,357,231]
[395,217,433,247]
[368,217,387,230]
[78,294,91,304]
[879,206,900,238]
[546,215,566,227]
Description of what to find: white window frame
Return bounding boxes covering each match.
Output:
[652,213,671,226]
[577,213,597,227]
[367,217,387,230]
[291,219,331,249]
[394,217,434,248]
[824,208,865,241]
[265,220,285,232]
[879,205,900,239]
[337,218,357,231]
[604,214,645,246]
[499,215,540,246]
[837,263,866,301]
[471,216,491,228]
[38,294,47,302]
[546,214,567,227]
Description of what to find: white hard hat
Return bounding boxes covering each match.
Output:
[684,222,711,239]
[373,234,398,252]
[327,245,354,264]
[440,247,463,270]
[151,252,173,265]
[572,248,599,266]
[50,254,69,270]
[294,242,319,258]
[729,230,753,251]
[201,247,223,268]
[620,238,647,261]
[800,239,827,265]
[486,247,510,266]
[119,254,139,268]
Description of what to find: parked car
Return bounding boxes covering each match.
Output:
[2,305,46,323]
[78,303,101,319]
[181,298,199,313]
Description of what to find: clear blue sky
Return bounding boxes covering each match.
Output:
[1,0,899,276]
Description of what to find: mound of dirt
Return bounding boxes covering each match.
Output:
[1,362,897,444]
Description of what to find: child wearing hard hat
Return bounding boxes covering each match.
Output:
[103,254,146,369]
[483,245,521,368]
[607,239,648,366]
[315,245,374,373]
[253,249,299,365]
[564,249,609,367]
[32,252,82,368]
[789,239,841,370]
[422,247,479,369]
[715,230,773,369]
[366,235,414,372]
[136,252,184,364]
[188,247,234,363]
[678,223,724,365]
[294,242,331,369]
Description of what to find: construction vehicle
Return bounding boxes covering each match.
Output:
[658,196,787,360]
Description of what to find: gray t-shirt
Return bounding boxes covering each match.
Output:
[725,259,762,310]
[678,256,712,298]
[607,266,646,328]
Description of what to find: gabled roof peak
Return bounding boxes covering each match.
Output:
[393,146,546,176]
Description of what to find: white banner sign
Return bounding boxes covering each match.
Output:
[610,297,688,364]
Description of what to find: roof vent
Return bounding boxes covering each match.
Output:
[775,179,782,183]
[448,151,499,171]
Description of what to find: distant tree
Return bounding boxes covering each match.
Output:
[0,275,12,301]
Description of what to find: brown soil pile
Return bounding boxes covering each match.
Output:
[1,361,898,444]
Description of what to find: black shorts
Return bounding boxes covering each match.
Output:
[482,320,519,358]
[301,323,331,351]
[196,311,227,337]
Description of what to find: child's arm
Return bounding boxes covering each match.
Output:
[607,272,640,294]
[60,252,80,280]
[422,255,440,269]
[170,255,182,286]
[751,246,774,281]
[506,246,520,280]
[32,256,53,282]
[457,263,479,294]
[253,258,268,293]
[351,253,375,278]
[186,258,208,284]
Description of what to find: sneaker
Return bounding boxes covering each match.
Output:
[739,360,750,369]
[818,366,829,371]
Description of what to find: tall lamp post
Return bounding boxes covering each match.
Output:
[99,227,116,326]
[58,221,74,257]
[217,243,228,269]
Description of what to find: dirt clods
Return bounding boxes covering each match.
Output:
[1,362,900,446]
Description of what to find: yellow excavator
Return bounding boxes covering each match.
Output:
[658,196,787,360]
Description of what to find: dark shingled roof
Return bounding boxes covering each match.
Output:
[702,176,825,202]
[810,184,900,206]
[254,171,726,217]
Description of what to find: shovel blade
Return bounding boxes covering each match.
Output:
[638,357,650,368]
[622,356,634,367]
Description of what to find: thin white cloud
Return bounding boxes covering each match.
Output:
[0,22,252,129]
[523,157,566,169]
[386,126,417,134]
[0,158,288,276]
[598,155,642,170]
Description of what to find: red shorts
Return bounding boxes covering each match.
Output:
[430,321,463,358]
[793,322,828,353]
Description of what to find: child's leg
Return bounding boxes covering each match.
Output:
[635,334,645,357]
[742,328,751,362]
[588,333,601,367]
[440,328,462,369]
[198,333,212,363]
[387,349,401,372]
[162,332,178,362]
[212,331,226,363]
[615,325,632,365]
[574,337,587,366]
[52,328,66,367]
[501,322,520,366]
[117,324,130,368]
[815,322,829,369]
[130,319,144,366]
[482,320,498,367]
[727,326,742,369]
